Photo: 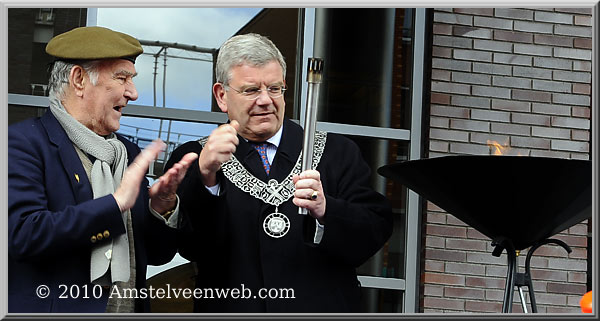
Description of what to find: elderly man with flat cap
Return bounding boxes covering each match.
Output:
[8,26,198,313]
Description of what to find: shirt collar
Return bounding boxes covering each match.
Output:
[265,123,283,148]
[242,123,283,148]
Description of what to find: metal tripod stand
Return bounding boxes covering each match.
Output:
[492,238,572,313]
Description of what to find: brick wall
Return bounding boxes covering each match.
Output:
[423,8,592,313]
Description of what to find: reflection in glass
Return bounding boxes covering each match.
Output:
[118,115,216,176]
[313,8,414,130]
[361,288,404,313]
[347,136,409,312]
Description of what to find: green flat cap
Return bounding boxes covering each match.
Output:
[46,26,143,62]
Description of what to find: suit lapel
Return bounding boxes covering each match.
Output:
[40,110,94,203]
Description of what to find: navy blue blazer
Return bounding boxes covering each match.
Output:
[8,110,178,313]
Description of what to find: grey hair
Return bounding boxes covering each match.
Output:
[215,33,286,86]
[48,60,103,99]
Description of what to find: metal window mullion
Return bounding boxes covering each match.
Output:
[86,8,98,26]
[404,7,426,314]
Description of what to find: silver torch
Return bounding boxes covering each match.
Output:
[299,58,324,215]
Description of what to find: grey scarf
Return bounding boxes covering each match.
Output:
[49,96,131,285]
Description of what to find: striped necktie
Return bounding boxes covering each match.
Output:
[251,143,271,174]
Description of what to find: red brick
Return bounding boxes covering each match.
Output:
[426,236,446,248]
[431,92,450,105]
[568,294,586,307]
[529,256,549,268]
[573,60,591,71]
[431,117,450,129]
[534,34,573,47]
[570,152,590,160]
[552,234,588,247]
[465,276,506,289]
[548,257,587,271]
[571,129,590,141]
[453,26,492,39]
[467,227,490,240]
[423,297,465,310]
[573,83,591,95]
[485,265,507,278]
[574,15,592,26]
[427,212,446,224]
[546,306,580,313]
[470,133,510,146]
[430,105,470,119]
[552,116,590,130]
[491,123,531,136]
[445,286,485,299]
[568,248,587,260]
[568,223,588,235]
[446,239,488,251]
[494,30,532,43]
[534,292,567,305]
[484,289,504,301]
[533,280,548,292]
[491,99,530,112]
[427,224,467,238]
[465,300,502,313]
[432,68,451,80]
[574,38,592,49]
[445,262,486,275]
[433,24,453,35]
[568,271,587,283]
[432,46,453,59]
[445,215,467,227]
[454,8,494,16]
[572,106,590,118]
[554,8,592,15]
[512,89,552,103]
[530,150,568,158]
[511,136,551,149]
[427,202,445,212]
[425,260,445,272]
[548,282,588,295]
[449,142,490,155]
[531,245,573,258]
[530,268,568,282]
[430,140,449,152]
[423,284,444,296]
[512,112,551,126]
[425,248,467,262]
[467,252,506,265]
[424,272,466,286]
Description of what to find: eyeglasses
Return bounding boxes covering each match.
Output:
[226,84,287,100]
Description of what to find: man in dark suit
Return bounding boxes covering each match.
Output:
[166,33,393,312]
[7,26,198,313]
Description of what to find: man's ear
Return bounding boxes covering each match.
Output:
[69,65,86,97]
[213,83,228,113]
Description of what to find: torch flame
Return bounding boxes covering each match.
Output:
[487,140,508,155]
[486,140,526,156]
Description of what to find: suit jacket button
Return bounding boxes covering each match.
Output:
[96,233,103,241]
[103,230,110,239]
[91,235,97,243]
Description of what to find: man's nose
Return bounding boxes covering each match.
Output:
[125,82,138,101]
[255,89,273,105]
